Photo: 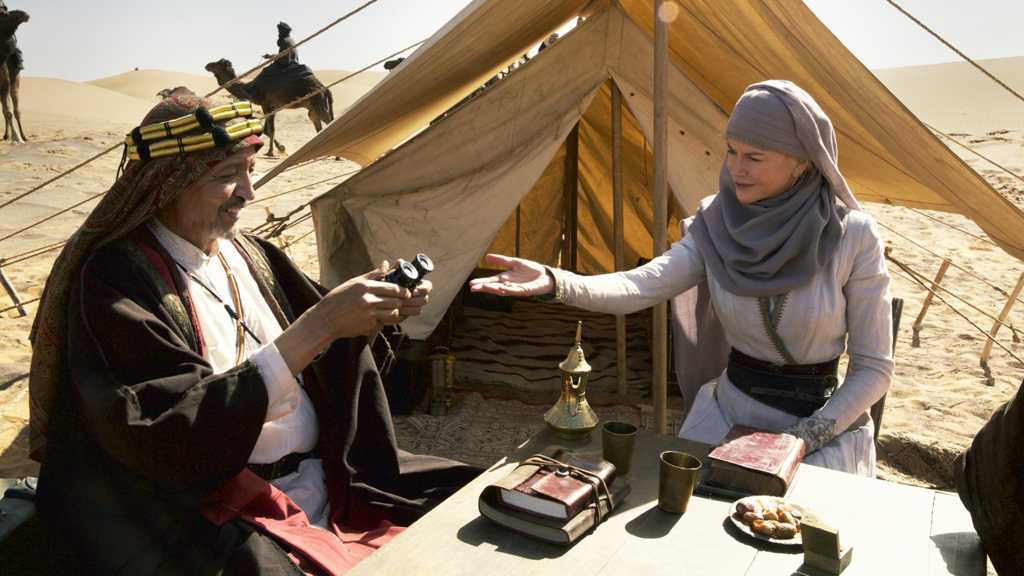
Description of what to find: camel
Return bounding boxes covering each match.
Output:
[0,8,29,143]
[157,86,196,100]
[205,58,333,157]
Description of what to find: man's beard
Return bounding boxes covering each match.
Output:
[214,198,245,240]
[212,219,239,241]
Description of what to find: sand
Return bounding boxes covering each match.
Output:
[1,62,1023,490]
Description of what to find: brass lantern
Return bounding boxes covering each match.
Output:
[544,321,600,440]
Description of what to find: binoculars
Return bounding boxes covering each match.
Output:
[384,254,433,289]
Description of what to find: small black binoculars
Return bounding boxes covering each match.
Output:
[384,254,433,289]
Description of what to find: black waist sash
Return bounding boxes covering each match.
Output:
[727,348,840,418]
[246,448,319,482]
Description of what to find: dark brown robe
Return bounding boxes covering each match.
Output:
[31,230,479,575]
[954,381,1024,575]
[251,35,315,95]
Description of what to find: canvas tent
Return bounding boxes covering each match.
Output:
[254,0,1024,421]
[256,0,1024,338]
[298,4,735,340]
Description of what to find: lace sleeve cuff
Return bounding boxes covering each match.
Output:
[782,414,837,454]
[540,266,576,306]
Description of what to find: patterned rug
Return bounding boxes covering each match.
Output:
[393,391,684,469]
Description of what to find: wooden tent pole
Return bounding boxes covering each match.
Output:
[562,123,580,272]
[652,0,669,434]
[515,206,521,258]
[912,256,951,331]
[611,81,627,395]
[981,271,1024,364]
[0,265,27,317]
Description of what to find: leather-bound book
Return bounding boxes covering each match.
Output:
[478,480,630,545]
[707,424,805,497]
[491,449,617,520]
[479,446,630,545]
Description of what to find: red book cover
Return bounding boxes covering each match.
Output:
[497,451,616,520]
[706,425,805,496]
[709,424,805,475]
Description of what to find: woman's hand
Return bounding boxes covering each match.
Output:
[468,254,555,297]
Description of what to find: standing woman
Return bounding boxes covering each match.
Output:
[470,80,893,476]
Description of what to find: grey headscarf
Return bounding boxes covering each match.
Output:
[689,80,860,297]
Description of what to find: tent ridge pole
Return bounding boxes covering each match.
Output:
[652,0,669,434]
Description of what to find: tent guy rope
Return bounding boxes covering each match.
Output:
[877,220,1024,302]
[887,0,1024,106]
[886,253,1024,366]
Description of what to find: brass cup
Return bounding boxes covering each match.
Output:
[601,421,638,476]
[658,451,701,514]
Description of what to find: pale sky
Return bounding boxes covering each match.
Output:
[9,0,1024,83]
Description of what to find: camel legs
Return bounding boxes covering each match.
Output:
[260,114,287,157]
[308,110,323,133]
[1,63,18,143]
[262,115,276,157]
[308,93,332,132]
[1,64,25,143]
[8,68,25,142]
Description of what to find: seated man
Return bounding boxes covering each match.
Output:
[26,96,478,574]
[954,381,1024,575]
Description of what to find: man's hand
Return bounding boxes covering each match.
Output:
[276,261,428,377]
[468,254,554,297]
[315,261,409,340]
[398,279,431,322]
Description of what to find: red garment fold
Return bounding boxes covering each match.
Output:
[204,469,403,575]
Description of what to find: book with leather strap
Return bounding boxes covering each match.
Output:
[479,446,631,545]
[707,424,805,497]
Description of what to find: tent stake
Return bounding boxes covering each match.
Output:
[612,81,627,395]
[652,0,669,434]
[0,265,27,317]
[912,256,951,331]
[981,270,1024,365]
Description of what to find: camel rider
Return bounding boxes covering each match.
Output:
[246,21,315,102]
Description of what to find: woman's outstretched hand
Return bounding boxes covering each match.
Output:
[468,254,555,297]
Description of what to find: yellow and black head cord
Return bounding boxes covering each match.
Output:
[122,102,262,164]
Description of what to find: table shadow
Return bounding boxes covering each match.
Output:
[624,505,681,539]
[931,532,986,575]
[457,515,573,559]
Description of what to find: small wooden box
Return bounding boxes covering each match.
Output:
[802,520,853,574]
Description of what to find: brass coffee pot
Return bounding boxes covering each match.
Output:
[544,321,599,440]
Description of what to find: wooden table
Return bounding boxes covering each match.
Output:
[348,429,986,575]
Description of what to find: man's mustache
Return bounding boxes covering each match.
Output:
[219,197,247,212]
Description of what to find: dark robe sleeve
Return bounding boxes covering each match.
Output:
[67,245,269,493]
[243,236,482,527]
[954,382,1024,575]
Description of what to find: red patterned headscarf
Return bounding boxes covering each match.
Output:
[28,95,263,462]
